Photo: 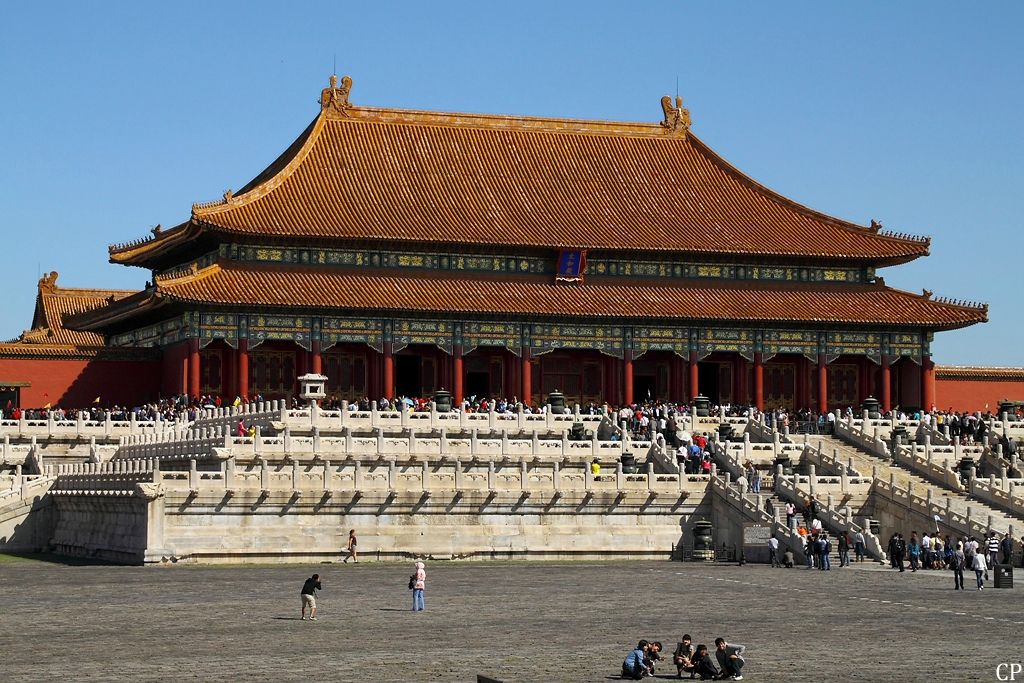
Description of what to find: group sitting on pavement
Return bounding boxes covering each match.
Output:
[624,636,746,680]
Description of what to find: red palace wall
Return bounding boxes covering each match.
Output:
[162,342,189,397]
[0,358,162,409]
[936,378,1024,413]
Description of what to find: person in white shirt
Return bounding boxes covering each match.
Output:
[972,551,988,590]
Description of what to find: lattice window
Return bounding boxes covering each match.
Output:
[199,349,222,396]
[827,364,858,406]
[489,358,503,398]
[583,362,602,397]
[323,352,367,401]
[422,357,435,395]
[250,351,297,397]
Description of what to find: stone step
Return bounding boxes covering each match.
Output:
[816,434,1024,531]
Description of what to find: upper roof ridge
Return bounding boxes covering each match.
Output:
[111,76,937,267]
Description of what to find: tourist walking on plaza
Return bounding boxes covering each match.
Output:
[768,534,780,568]
[973,550,988,590]
[714,637,746,680]
[951,542,966,590]
[853,530,866,562]
[837,532,850,567]
[986,532,1001,569]
[818,533,831,571]
[343,529,358,563]
[410,561,426,611]
[1000,533,1013,566]
[907,532,920,572]
[301,573,321,620]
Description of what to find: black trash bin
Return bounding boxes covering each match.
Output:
[994,564,1013,589]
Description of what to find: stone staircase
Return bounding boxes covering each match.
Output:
[814,433,1024,535]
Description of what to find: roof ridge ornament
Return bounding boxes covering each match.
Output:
[660,95,691,135]
[38,271,58,294]
[321,74,353,115]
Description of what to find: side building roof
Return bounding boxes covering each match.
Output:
[0,272,153,359]
[110,79,930,268]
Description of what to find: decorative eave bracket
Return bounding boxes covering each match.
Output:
[660,95,691,135]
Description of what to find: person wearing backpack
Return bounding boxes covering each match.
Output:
[410,561,426,611]
[951,542,966,590]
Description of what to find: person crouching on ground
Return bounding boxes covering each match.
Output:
[622,640,651,680]
[674,634,696,678]
[301,573,321,621]
[714,637,745,680]
[644,641,665,674]
[411,561,426,610]
[690,644,719,680]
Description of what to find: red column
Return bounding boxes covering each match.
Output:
[753,352,764,412]
[623,350,634,405]
[688,351,699,401]
[311,341,322,376]
[880,355,891,413]
[817,354,828,414]
[521,347,532,408]
[237,339,249,401]
[453,345,464,405]
[187,338,200,400]
[921,356,935,411]
[383,343,394,400]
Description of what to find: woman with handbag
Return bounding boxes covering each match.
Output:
[410,562,426,611]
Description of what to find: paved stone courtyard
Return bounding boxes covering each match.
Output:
[0,555,1020,682]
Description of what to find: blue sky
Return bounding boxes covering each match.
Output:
[1,2,1021,365]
